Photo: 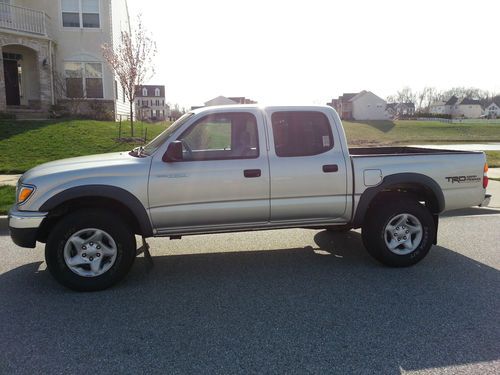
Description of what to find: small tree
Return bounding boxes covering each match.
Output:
[102,15,157,137]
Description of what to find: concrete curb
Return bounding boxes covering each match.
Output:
[0,215,8,232]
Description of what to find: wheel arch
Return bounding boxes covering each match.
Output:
[352,173,444,228]
[38,185,153,242]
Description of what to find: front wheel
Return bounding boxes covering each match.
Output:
[45,209,136,291]
[362,197,435,267]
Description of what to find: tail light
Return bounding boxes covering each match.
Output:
[483,163,488,189]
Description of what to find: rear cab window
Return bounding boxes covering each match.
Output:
[271,111,334,157]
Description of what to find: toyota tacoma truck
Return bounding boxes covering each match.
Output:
[9,105,491,291]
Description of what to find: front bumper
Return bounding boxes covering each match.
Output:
[9,207,48,248]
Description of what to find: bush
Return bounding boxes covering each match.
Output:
[88,101,114,121]
[413,112,452,119]
[0,112,16,120]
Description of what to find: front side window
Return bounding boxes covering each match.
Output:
[271,111,333,157]
[64,61,103,98]
[62,0,100,28]
[179,112,259,161]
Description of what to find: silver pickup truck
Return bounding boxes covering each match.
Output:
[9,105,491,291]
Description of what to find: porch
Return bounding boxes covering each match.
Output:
[0,3,53,115]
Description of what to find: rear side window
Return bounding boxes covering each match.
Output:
[271,111,333,157]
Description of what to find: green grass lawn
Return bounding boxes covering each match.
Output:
[485,151,500,168]
[0,119,169,173]
[0,185,15,215]
[1,119,499,174]
[343,120,500,146]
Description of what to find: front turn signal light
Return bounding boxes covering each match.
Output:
[18,186,35,204]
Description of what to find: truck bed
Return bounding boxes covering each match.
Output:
[349,146,478,156]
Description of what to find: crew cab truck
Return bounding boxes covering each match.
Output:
[9,105,491,291]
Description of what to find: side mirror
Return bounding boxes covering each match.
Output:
[162,141,183,162]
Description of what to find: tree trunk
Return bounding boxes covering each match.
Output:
[129,100,134,137]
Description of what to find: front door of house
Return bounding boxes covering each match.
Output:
[3,59,20,105]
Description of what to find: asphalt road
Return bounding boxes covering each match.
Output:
[0,209,499,374]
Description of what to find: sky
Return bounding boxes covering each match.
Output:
[127,0,500,108]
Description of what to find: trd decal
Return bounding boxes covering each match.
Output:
[445,175,481,183]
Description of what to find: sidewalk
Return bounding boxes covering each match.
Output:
[0,174,21,186]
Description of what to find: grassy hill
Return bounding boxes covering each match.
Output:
[0,118,499,174]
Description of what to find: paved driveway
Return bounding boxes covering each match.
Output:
[0,208,499,374]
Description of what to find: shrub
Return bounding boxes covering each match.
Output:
[0,112,16,120]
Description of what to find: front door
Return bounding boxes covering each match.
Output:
[149,110,270,232]
[3,59,20,105]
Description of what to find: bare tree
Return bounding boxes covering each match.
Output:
[102,15,157,137]
[416,87,438,112]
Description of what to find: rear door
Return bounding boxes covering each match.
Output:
[149,109,270,230]
[266,109,348,222]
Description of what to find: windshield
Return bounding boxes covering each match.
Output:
[141,113,194,155]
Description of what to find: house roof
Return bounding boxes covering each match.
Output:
[340,93,358,101]
[460,98,481,105]
[445,96,459,105]
[486,100,500,109]
[204,96,238,106]
[135,85,165,97]
[348,91,367,102]
[349,90,386,103]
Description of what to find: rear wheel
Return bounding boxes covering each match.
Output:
[45,209,136,291]
[362,197,435,267]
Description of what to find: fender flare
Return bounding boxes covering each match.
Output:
[352,173,445,228]
[39,185,153,237]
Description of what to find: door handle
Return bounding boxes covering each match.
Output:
[322,164,338,173]
[244,169,261,178]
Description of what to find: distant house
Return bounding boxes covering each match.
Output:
[430,96,483,118]
[484,99,500,118]
[327,91,388,120]
[135,85,169,121]
[327,93,357,119]
[203,95,257,107]
[386,102,415,118]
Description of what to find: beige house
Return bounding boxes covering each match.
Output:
[0,0,130,119]
[430,96,483,119]
[328,91,388,120]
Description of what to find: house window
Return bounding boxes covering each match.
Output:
[64,61,103,98]
[156,99,160,106]
[62,0,100,28]
[155,88,160,96]
[142,87,148,96]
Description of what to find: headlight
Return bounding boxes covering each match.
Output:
[17,185,35,204]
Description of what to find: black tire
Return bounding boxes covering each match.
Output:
[45,209,136,291]
[361,196,435,267]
